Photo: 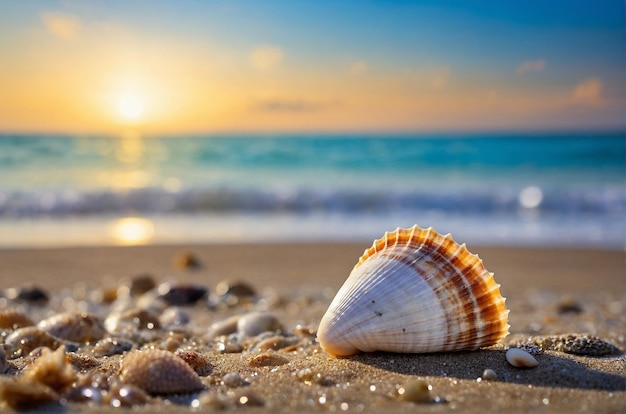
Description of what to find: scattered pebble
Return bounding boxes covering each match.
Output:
[222,372,243,388]
[481,368,497,381]
[129,274,157,297]
[397,379,432,403]
[530,334,621,356]
[555,296,584,314]
[173,251,202,270]
[506,348,539,368]
[92,337,133,357]
[157,283,208,306]
[4,286,49,304]
[237,312,283,337]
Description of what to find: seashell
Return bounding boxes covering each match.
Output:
[119,349,204,394]
[317,225,509,356]
[0,309,34,330]
[0,378,59,411]
[5,327,62,356]
[247,351,290,367]
[175,350,213,376]
[505,348,538,368]
[22,346,76,393]
[38,312,106,343]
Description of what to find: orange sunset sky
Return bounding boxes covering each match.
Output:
[0,1,624,135]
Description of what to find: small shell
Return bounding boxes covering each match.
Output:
[37,312,106,343]
[119,350,204,394]
[317,225,509,356]
[5,327,61,356]
[0,309,34,330]
[175,350,213,376]
[505,348,538,368]
[0,378,58,411]
[247,352,290,367]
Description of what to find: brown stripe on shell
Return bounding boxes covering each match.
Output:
[353,225,508,351]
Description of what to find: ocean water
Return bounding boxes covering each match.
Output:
[0,132,623,248]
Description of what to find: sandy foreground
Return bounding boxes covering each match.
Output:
[0,243,624,413]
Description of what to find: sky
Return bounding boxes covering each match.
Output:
[0,0,624,135]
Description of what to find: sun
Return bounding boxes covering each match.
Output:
[117,93,144,119]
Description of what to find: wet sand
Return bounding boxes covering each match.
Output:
[0,243,624,413]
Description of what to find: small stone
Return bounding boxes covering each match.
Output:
[481,368,497,381]
[215,280,256,298]
[506,348,539,368]
[159,307,191,328]
[222,372,243,388]
[556,296,584,314]
[129,274,157,297]
[173,251,202,270]
[5,327,61,356]
[92,337,133,357]
[4,286,49,304]
[397,379,431,403]
[237,312,282,338]
[207,315,240,338]
[157,283,207,306]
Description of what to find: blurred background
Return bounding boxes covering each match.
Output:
[0,1,624,248]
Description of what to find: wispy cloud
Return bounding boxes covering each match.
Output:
[41,12,82,40]
[516,59,546,75]
[250,44,284,71]
[253,99,337,113]
[572,77,605,106]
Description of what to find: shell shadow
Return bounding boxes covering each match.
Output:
[349,350,626,391]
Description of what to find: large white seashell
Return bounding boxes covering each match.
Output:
[317,225,509,357]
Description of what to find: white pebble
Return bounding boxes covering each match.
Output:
[237,312,282,337]
[481,368,497,380]
[506,348,538,368]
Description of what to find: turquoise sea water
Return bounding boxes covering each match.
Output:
[0,132,623,248]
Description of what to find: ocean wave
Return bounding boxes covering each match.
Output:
[0,185,623,218]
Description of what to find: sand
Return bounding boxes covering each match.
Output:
[0,243,624,413]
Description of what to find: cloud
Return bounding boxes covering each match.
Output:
[350,60,368,75]
[516,59,546,75]
[41,12,82,40]
[250,44,284,71]
[253,99,336,113]
[572,77,605,106]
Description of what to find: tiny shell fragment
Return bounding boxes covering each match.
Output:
[506,348,538,368]
[119,350,204,394]
[248,352,289,367]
